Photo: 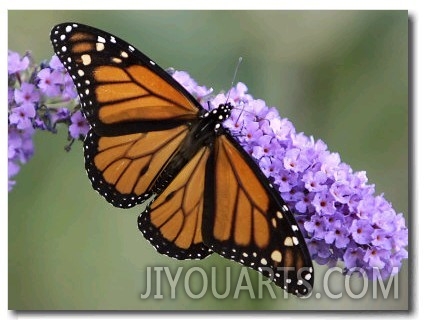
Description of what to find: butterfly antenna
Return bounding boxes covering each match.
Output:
[225,57,243,104]
[226,57,245,127]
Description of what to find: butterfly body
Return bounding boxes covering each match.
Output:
[51,22,314,296]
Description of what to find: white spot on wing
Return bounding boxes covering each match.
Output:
[284,237,294,246]
[96,42,105,51]
[81,54,91,65]
[271,250,282,263]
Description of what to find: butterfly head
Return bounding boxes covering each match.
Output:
[202,102,233,133]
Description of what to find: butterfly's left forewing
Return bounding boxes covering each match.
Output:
[203,134,314,296]
[50,23,202,136]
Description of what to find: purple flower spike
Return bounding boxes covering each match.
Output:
[8,52,81,191]
[172,70,408,280]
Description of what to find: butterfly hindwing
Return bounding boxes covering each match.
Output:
[84,125,189,208]
[138,147,212,260]
[50,23,202,136]
[202,134,314,296]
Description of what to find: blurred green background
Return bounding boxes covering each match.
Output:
[8,11,408,310]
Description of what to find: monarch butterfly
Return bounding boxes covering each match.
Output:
[50,22,314,296]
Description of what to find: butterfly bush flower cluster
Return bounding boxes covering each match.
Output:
[172,70,408,281]
[8,51,87,190]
